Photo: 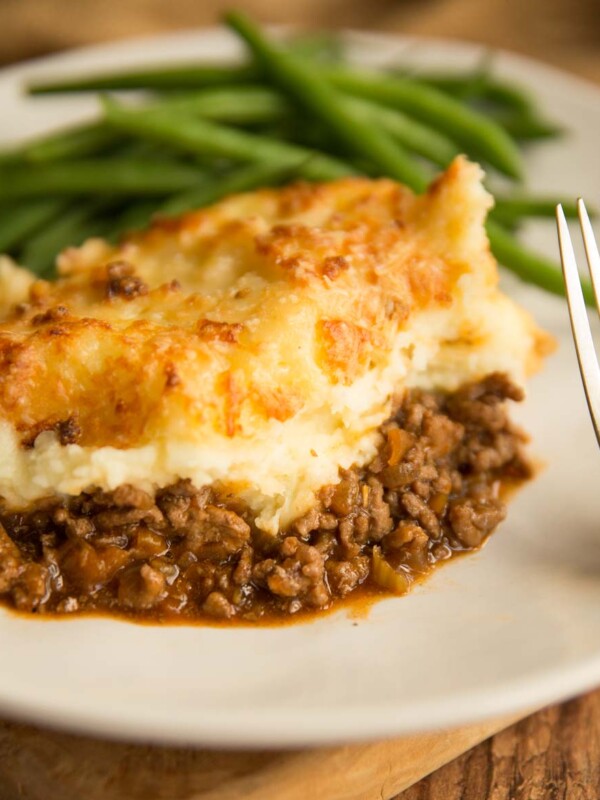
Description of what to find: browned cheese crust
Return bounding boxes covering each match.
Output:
[0,160,549,450]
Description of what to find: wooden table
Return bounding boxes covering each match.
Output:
[0,689,599,799]
[0,1,598,797]
[2,0,600,82]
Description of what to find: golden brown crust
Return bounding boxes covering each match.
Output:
[0,159,546,456]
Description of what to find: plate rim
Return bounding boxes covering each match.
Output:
[3,23,600,100]
[0,27,599,747]
[0,627,599,747]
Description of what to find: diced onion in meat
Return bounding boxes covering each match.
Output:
[371,546,411,594]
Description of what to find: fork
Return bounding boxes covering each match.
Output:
[556,200,600,446]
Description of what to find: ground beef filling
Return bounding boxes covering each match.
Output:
[0,373,531,622]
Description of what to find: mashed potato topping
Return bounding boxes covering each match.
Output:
[0,158,550,532]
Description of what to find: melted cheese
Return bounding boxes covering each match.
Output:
[0,158,551,531]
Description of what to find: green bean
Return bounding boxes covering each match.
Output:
[157,83,524,168]
[476,83,533,114]
[20,202,113,275]
[19,121,122,163]
[413,66,561,140]
[28,64,257,95]
[24,55,534,172]
[326,67,523,179]
[112,201,163,237]
[150,85,289,125]
[26,33,344,95]
[345,96,459,167]
[101,96,356,182]
[0,151,23,167]
[155,87,458,167]
[113,162,300,231]
[149,86,456,167]
[414,73,487,102]
[1,94,277,167]
[225,12,430,193]
[492,112,563,141]
[0,117,190,169]
[487,209,522,232]
[15,10,574,306]
[494,196,594,221]
[287,33,344,63]
[21,33,531,180]
[0,199,67,253]
[161,160,308,215]
[414,71,534,115]
[0,158,207,200]
[486,219,595,305]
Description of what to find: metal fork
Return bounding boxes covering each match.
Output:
[556,200,600,446]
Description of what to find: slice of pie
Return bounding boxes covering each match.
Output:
[0,157,552,621]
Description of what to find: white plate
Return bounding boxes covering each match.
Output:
[0,29,599,749]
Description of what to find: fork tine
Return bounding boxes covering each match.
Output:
[556,204,600,446]
[578,198,600,319]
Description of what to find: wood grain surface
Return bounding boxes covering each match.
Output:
[1,0,599,82]
[0,1,599,798]
[0,711,526,800]
[0,691,598,799]
[402,689,600,800]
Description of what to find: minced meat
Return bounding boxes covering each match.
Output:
[0,373,531,623]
